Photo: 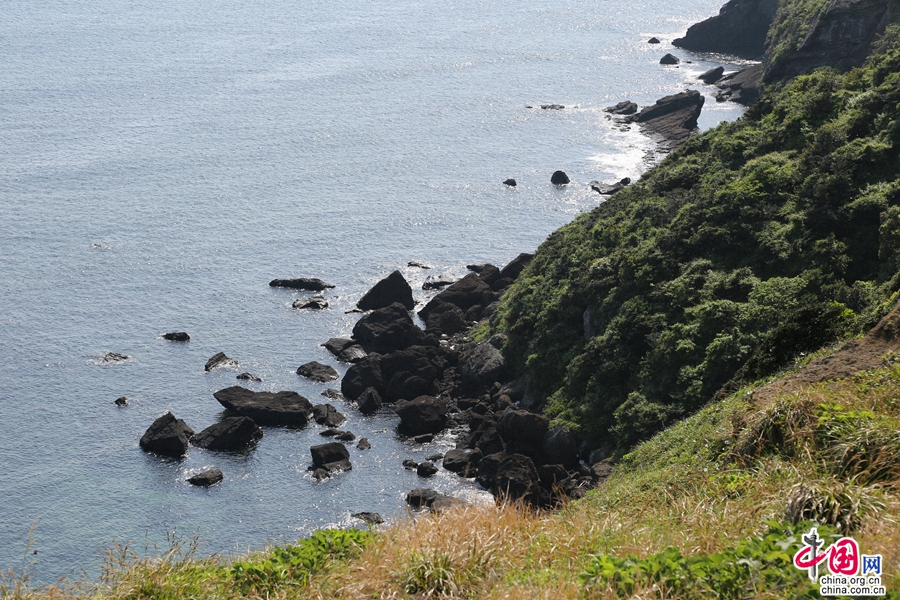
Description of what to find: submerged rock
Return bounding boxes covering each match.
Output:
[205,352,237,371]
[269,278,334,291]
[352,511,384,524]
[188,468,223,487]
[237,372,262,382]
[114,396,129,407]
[423,273,456,290]
[503,178,517,187]
[102,352,129,364]
[162,332,190,342]
[293,296,328,310]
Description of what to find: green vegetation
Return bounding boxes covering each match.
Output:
[497,27,900,448]
[763,0,830,77]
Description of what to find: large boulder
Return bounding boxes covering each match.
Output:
[541,427,578,467]
[405,488,460,511]
[497,407,549,445]
[493,453,542,504]
[140,412,194,457]
[423,273,457,290]
[476,451,510,488]
[550,171,570,185]
[190,416,263,452]
[419,273,496,321]
[352,303,431,352]
[443,448,483,477]
[715,64,762,106]
[459,342,507,390]
[626,90,704,149]
[673,0,778,59]
[341,355,384,399]
[381,346,444,402]
[269,278,334,291]
[425,302,468,335]
[659,53,680,65]
[213,386,313,427]
[357,270,414,311]
[297,361,339,383]
[356,387,383,415]
[394,396,448,436]
[312,404,346,427]
[498,253,533,282]
[698,66,725,84]
[323,338,367,363]
[310,441,351,472]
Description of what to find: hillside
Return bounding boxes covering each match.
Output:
[497,24,900,449]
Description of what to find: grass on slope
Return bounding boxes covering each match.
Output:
[9,359,900,599]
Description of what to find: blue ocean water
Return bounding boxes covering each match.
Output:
[0,0,747,582]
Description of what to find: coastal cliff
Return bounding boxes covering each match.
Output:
[495,13,900,448]
[673,0,779,58]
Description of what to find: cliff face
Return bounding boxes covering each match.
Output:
[673,0,780,58]
[764,0,894,79]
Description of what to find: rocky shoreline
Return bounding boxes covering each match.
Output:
[138,257,613,512]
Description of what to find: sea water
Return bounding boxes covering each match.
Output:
[0,0,748,582]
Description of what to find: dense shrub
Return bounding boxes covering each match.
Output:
[497,30,900,447]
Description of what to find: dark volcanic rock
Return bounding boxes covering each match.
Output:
[425,302,468,336]
[237,372,262,382]
[213,386,313,427]
[293,296,328,310]
[114,396,128,407]
[542,427,578,467]
[477,264,501,286]
[550,170,570,185]
[356,387,383,415]
[417,462,439,477]
[493,454,542,503]
[323,338,367,363]
[407,261,431,269]
[648,37,661,44]
[357,270,414,311]
[188,468,223,487]
[497,408,549,445]
[627,90,704,149]
[163,332,190,342]
[336,431,356,442]
[357,437,372,450]
[405,488,459,511]
[102,352,129,364]
[312,404,346,427]
[765,0,893,80]
[352,511,384,524]
[310,441,351,472]
[590,180,626,195]
[320,428,343,437]
[140,412,194,457]
[659,53,680,65]
[297,361,339,383]
[419,273,495,321]
[476,451,510,488]
[205,352,236,371]
[503,178,517,187]
[269,278,334,291]
[498,253,534,282]
[715,64,762,106]
[341,355,384,400]
[321,388,343,399]
[352,303,430,353]
[394,396,448,436]
[459,342,507,390]
[423,273,456,290]
[191,416,263,452]
[541,103,565,110]
[673,0,778,59]
[443,448,482,476]
[604,100,638,115]
[403,459,419,470]
[698,66,725,84]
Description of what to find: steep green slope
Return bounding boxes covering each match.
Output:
[497,28,900,448]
